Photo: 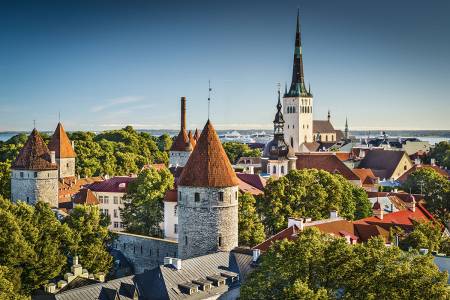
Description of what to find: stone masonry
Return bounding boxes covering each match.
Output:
[57,157,76,178]
[114,232,178,274]
[178,186,239,260]
[169,150,191,168]
[11,169,59,207]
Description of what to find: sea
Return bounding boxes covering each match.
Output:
[0,130,449,145]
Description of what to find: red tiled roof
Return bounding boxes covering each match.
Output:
[188,131,196,148]
[12,129,58,171]
[73,188,99,205]
[253,225,300,251]
[352,168,378,185]
[357,149,410,179]
[335,152,352,161]
[142,163,167,171]
[48,122,76,159]
[58,176,104,202]
[194,128,201,141]
[236,173,266,191]
[87,176,136,193]
[178,120,240,188]
[170,129,192,152]
[354,223,390,243]
[238,179,264,195]
[295,153,360,181]
[397,164,449,183]
[164,189,178,202]
[313,120,335,133]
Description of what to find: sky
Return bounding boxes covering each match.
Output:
[0,0,449,132]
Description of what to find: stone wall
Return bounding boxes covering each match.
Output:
[11,169,58,207]
[169,150,191,168]
[114,232,178,274]
[178,186,238,260]
[57,157,75,178]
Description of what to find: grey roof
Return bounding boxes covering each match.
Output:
[357,149,408,179]
[313,120,335,133]
[135,251,254,300]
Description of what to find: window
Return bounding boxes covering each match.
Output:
[120,222,124,228]
[185,236,188,245]
[218,191,224,202]
[114,222,119,228]
[20,172,24,178]
[404,165,407,170]
[194,193,200,202]
[26,197,29,204]
[178,192,181,202]
[34,172,37,178]
[174,205,178,216]
[291,137,294,147]
[174,224,178,234]
[281,166,285,174]
[235,191,238,199]
[103,209,109,216]
[113,196,118,204]
[98,195,104,203]
[273,165,276,174]
[66,163,69,168]
[119,197,123,204]
[218,235,222,247]
[326,135,328,142]
[104,196,109,204]
[114,209,118,218]
[293,107,296,113]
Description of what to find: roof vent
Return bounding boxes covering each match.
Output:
[192,278,213,291]
[206,274,226,287]
[118,182,126,188]
[164,257,173,265]
[220,271,239,283]
[172,258,182,270]
[179,282,199,295]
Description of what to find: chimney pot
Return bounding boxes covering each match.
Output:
[252,249,261,262]
[172,258,182,270]
[329,210,338,219]
[50,151,56,164]
[181,97,186,130]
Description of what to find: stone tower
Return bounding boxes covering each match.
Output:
[10,128,59,207]
[283,10,314,152]
[169,97,193,168]
[48,122,76,179]
[262,90,297,178]
[177,120,239,259]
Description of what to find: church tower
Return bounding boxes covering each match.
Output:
[10,128,59,207]
[169,97,193,168]
[48,122,76,179]
[283,10,314,152]
[177,120,239,259]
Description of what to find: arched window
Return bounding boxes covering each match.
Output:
[326,135,328,142]
[273,165,277,174]
[281,166,285,174]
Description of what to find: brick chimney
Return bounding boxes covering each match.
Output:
[181,96,186,131]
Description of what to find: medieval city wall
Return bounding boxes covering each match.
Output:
[11,169,58,207]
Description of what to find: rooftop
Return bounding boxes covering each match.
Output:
[48,122,76,159]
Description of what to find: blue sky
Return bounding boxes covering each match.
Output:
[0,0,449,132]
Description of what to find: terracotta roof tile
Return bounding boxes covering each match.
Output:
[194,128,201,141]
[335,152,352,161]
[188,130,196,148]
[236,173,267,191]
[178,120,239,188]
[73,188,99,205]
[170,129,192,152]
[238,179,264,195]
[48,122,76,158]
[295,153,360,181]
[12,129,58,171]
[313,120,335,133]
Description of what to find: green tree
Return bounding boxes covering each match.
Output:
[222,142,261,164]
[403,168,450,223]
[0,161,11,199]
[0,266,28,300]
[259,169,372,234]
[121,168,174,237]
[63,205,114,274]
[240,228,449,300]
[429,141,450,169]
[238,193,265,247]
[158,133,173,151]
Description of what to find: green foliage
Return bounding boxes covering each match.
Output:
[400,220,450,254]
[430,141,450,169]
[0,266,28,300]
[240,228,449,300]
[222,142,261,164]
[158,134,173,151]
[403,168,450,223]
[259,169,372,234]
[62,205,114,274]
[121,168,174,237]
[0,161,11,199]
[238,193,265,247]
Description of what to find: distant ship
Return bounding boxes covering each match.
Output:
[219,131,256,143]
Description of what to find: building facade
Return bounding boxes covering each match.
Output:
[177,120,239,260]
[10,128,59,207]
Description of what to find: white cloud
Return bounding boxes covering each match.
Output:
[90,96,143,113]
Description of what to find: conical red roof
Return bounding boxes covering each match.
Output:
[188,131,196,148]
[194,128,201,141]
[178,120,239,187]
[170,129,192,152]
[48,122,76,158]
[12,129,58,171]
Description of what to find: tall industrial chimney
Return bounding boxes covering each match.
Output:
[181,97,186,130]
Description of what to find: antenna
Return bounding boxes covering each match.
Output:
[33,119,36,129]
[58,111,61,123]
[208,80,212,120]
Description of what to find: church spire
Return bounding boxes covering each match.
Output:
[287,9,309,97]
[345,117,349,140]
[273,88,285,136]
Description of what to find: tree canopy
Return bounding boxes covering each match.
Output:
[222,142,261,164]
[240,228,449,300]
[121,167,174,237]
[238,193,265,247]
[429,141,450,169]
[402,168,450,223]
[258,169,372,234]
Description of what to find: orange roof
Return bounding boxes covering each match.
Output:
[178,120,239,188]
[352,168,377,185]
[335,152,352,161]
[12,129,58,171]
[397,164,449,182]
[188,131,196,148]
[48,122,76,158]
[170,129,192,152]
[58,176,104,203]
[164,189,178,202]
[238,179,264,195]
[194,128,201,141]
[296,153,360,181]
[142,163,167,171]
[73,188,99,205]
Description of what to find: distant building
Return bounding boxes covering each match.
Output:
[47,122,76,179]
[261,89,297,178]
[10,128,59,207]
[356,149,413,180]
[86,176,136,231]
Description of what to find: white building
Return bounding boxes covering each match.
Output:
[163,190,178,240]
[87,176,136,231]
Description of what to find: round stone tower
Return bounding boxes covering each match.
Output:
[48,122,76,179]
[10,128,59,207]
[177,120,239,259]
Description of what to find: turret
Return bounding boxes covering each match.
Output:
[48,122,76,178]
[177,120,239,259]
[169,97,193,167]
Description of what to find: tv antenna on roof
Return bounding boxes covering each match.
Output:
[208,80,212,120]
